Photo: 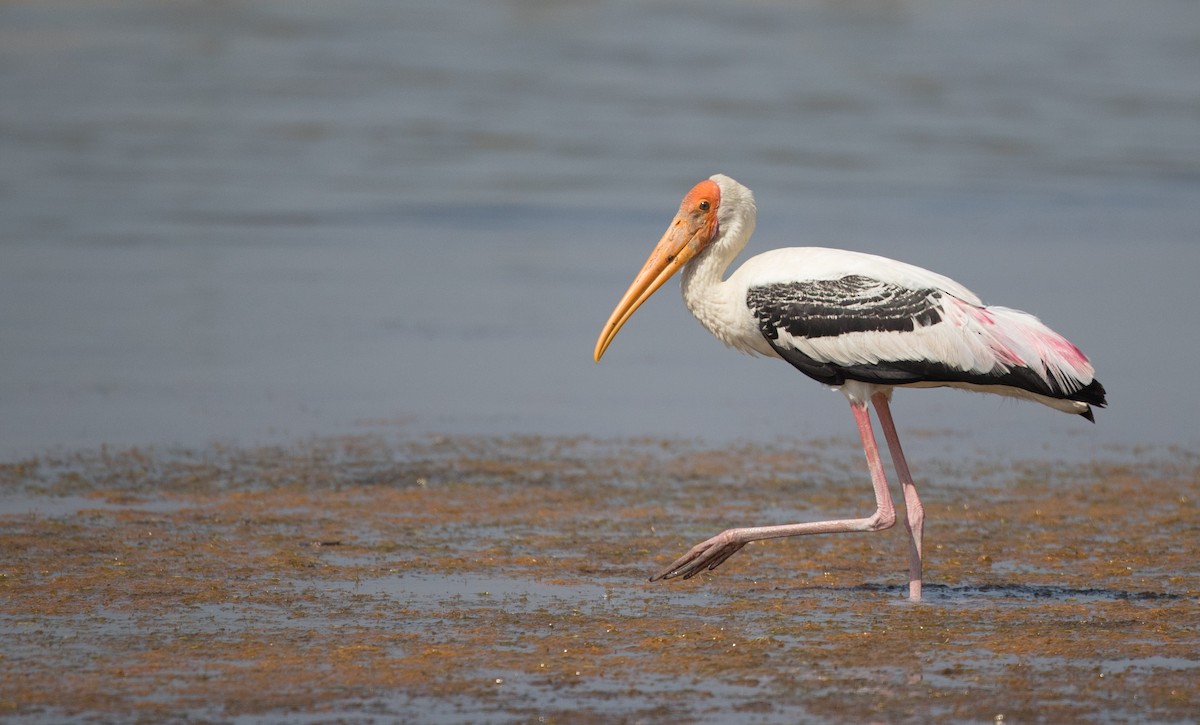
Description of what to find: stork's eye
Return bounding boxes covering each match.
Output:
[698,200,711,211]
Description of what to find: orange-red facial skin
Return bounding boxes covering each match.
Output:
[676,179,721,254]
[593,180,721,362]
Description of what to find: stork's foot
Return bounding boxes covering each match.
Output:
[650,529,748,581]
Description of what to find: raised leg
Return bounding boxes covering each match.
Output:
[871,393,924,601]
[650,401,898,581]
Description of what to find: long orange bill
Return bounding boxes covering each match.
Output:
[593,180,720,362]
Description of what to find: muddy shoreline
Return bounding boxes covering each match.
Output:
[2,434,1197,723]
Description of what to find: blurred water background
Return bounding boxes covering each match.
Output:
[2,0,1198,462]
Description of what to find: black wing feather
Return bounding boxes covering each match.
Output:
[749,276,1108,418]
[748,276,944,342]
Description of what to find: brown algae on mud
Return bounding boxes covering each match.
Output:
[1,435,1197,723]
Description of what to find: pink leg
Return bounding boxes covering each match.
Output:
[651,401,897,582]
[871,393,924,601]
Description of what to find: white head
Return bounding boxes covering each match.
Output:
[593,174,757,361]
[708,174,756,250]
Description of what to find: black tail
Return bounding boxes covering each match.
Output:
[1072,378,1107,423]
[1069,378,1107,407]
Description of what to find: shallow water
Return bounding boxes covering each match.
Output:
[2,0,1199,460]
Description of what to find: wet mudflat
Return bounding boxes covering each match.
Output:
[1,434,1196,724]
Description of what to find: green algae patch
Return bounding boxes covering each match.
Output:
[0,434,1197,723]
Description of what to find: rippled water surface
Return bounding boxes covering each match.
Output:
[2,0,1198,459]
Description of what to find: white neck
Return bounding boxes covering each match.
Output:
[680,195,756,347]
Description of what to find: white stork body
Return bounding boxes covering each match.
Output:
[689,245,1099,417]
[594,174,1106,601]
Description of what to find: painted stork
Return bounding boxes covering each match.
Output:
[593,174,1106,601]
